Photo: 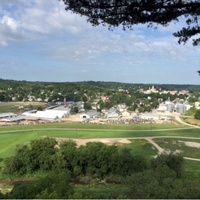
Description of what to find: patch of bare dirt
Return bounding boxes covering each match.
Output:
[184,141,200,148]
[54,138,131,147]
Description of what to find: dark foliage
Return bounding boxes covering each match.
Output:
[8,172,72,199]
[194,109,200,120]
[3,139,147,178]
[3,137,200,199]
[151,154,185,178]
[126,166,200,199]
[61,0,200,45]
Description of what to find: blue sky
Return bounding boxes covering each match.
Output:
[0,0,200,84]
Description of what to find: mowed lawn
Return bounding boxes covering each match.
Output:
[0,122,199,161]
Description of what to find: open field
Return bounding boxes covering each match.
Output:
[0,122,199,159]
[154,138,200,159]
[182,117,200,126]
[0,121,200,178]
[184,160,200,178]
[0,101,47,114]
[0,120,190,131]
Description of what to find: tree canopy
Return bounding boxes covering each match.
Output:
[61,0,200,45]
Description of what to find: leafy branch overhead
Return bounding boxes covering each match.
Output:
[61,0,200,45]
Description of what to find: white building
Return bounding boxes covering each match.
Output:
[22,106,70,120]
[0,112,17,119]
[80,111,100,119]
[157,103,167,112]
[140,113,160,120]
[106,107,119,118]
[195,102,200,109]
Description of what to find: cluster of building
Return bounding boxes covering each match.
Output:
[139,86,189,95]
[0,92,199,125]
[157,98,192,114]
[0,105,71,124]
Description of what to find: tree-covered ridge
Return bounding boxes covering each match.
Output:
[0,78,199,114]
[2,137,200,199]
[1,78,199,92]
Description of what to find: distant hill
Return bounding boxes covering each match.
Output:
[0,78,199,92]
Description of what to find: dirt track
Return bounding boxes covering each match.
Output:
[54,136,200,161]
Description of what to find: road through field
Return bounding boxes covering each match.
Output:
[0,116,199,161]
[0,126,196,134]
[53,135,200,161]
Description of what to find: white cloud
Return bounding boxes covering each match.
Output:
[44,25,195,68]
[0,0,199,84]
[0,0,89,45]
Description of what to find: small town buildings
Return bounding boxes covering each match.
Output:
[79,110,100,119]
[157,98,192,114]
[22,106,70,120]
[140,113,160,120]
[0,112,17,119]
[106,107,119,118]
[195,102,200,109]
[75,101,85,112]
[157,103,168,112]
[121,110,131,117]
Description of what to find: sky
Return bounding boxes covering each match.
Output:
[0,0,200,85]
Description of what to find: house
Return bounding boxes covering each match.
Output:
[80,110,100,119]
[121,110,131,117]
[106,107,119,118]
[75,101,85,112]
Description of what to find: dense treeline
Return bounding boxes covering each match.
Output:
[1,79,200,93]
[82,81,200,92]
[2,137,200,199]
[3,138,146,177]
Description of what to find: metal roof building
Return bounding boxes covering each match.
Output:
[0,115,40,122]
[140,113,160,120]
[0,112,17,119]
[27,109,70,120]
[80,110,100,119]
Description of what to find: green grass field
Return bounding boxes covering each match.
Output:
[154,138,200,159]
[0,121,200,177]
[184,160,200,178]
[0,122,199,159]
[0,102,46,114]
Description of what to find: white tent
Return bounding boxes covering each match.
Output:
[28,110,69,120]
